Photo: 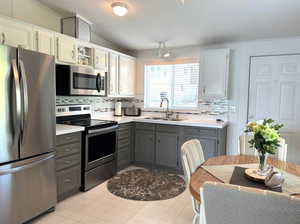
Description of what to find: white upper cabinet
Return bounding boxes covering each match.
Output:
[0,17,32,49]
[34,29,55,56]
[119,55,136,96]
[56,34,77,64]
[108,52,119,97]
[94,48,108,70]
[200,48,230,98]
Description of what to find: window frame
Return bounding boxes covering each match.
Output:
[144,61,200,111]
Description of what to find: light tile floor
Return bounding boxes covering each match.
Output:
[30,169,194,224]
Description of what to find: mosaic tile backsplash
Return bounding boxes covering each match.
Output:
[56,96,229,116]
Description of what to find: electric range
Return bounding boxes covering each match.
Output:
[56,104,118,191]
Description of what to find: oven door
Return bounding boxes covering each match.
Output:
[70,66,106,96]
[85,125,118,171]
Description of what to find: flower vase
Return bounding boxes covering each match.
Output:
[257,151,269,176]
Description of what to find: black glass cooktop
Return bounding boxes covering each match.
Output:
[57,114,117,129]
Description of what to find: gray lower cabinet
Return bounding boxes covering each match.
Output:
[183,135,217,160]
[134,122,227,172]
[135,130,155,164]
[117,123,134,170]
[56,132,82,201]
[156,132,179,168]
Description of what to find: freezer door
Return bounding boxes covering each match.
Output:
[18,49,56,159]
[0,45,20,164]
[0,153,57,224]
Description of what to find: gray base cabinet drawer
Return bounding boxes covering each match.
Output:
[184,127,217,138]
[56,153,81,171]
[57,166,81,200]
[56,132,82,145]
[56,132,82,201]
[56,142,81,158]
[135,123,155,132]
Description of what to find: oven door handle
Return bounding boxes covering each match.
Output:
[88,125,118,134]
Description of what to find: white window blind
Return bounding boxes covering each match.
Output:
[144,62,199,109]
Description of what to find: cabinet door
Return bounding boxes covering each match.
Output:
[94,48,108,70]
[135,130,155,164]
[35,30,55,55]
[0,18,32,49]
[200,48,230,98]
[119,56,136,96]
[108,52,119,96]
[184,135,217,160]
[56,35,77,64]
[156,132,178,168]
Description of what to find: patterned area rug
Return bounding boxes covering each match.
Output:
[107,168,186,201]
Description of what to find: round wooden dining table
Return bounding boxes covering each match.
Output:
[190,155,300,202]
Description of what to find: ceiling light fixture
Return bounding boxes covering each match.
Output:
[157,41,171,59]
[111,2,128,16]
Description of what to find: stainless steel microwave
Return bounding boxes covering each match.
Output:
[56,64,107,96]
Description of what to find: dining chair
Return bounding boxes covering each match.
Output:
[199,181,300,224]
[239,134,287,161]
[181,139,205,224]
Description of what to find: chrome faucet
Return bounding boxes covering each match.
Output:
[160,97,173,119]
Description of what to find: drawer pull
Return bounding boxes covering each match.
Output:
[65,179,71,183]
[65,148,71,152]
[65,160,72,164]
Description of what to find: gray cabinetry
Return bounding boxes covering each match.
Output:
[133,122,227,172]
[117,123,134,170]
[183,126,227,161]
[134,123,155,164]
[56,132,82,201]
[156,132,179,168]
[135,130,155,164]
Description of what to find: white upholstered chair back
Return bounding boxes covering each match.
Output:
[181,139,205,224]
[181,139,205,182]
[199,182,300,224]
[239,134,287,161]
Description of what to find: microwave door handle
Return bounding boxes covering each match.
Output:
[19,60,29,143]
[11,59,22,145]
[96,73,101,92]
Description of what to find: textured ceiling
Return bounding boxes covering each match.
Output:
[39,0,300,50]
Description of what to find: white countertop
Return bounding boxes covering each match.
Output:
[92,114,227,129]
[56,124,85,136]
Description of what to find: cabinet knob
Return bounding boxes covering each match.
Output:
[65,148,71,152]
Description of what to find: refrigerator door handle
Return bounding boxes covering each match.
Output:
[11,59,22,145]
[0,153,55,176]
[19,60,29,142]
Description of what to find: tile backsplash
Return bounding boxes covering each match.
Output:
[56,96,133,113]
[56,95,229,117]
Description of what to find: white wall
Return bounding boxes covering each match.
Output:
[0,0,131,54]
[136,37,300,159]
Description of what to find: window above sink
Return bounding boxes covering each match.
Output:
[144,62,199,110]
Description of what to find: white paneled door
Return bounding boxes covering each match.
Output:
[248,55,300,164]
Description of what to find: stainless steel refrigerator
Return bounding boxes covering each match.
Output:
[0,45,57,224]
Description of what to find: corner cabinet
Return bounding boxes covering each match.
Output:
[108,53,136,97]
[200,48,230,98]
[0,17,32,49]
[55,34,77,64]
